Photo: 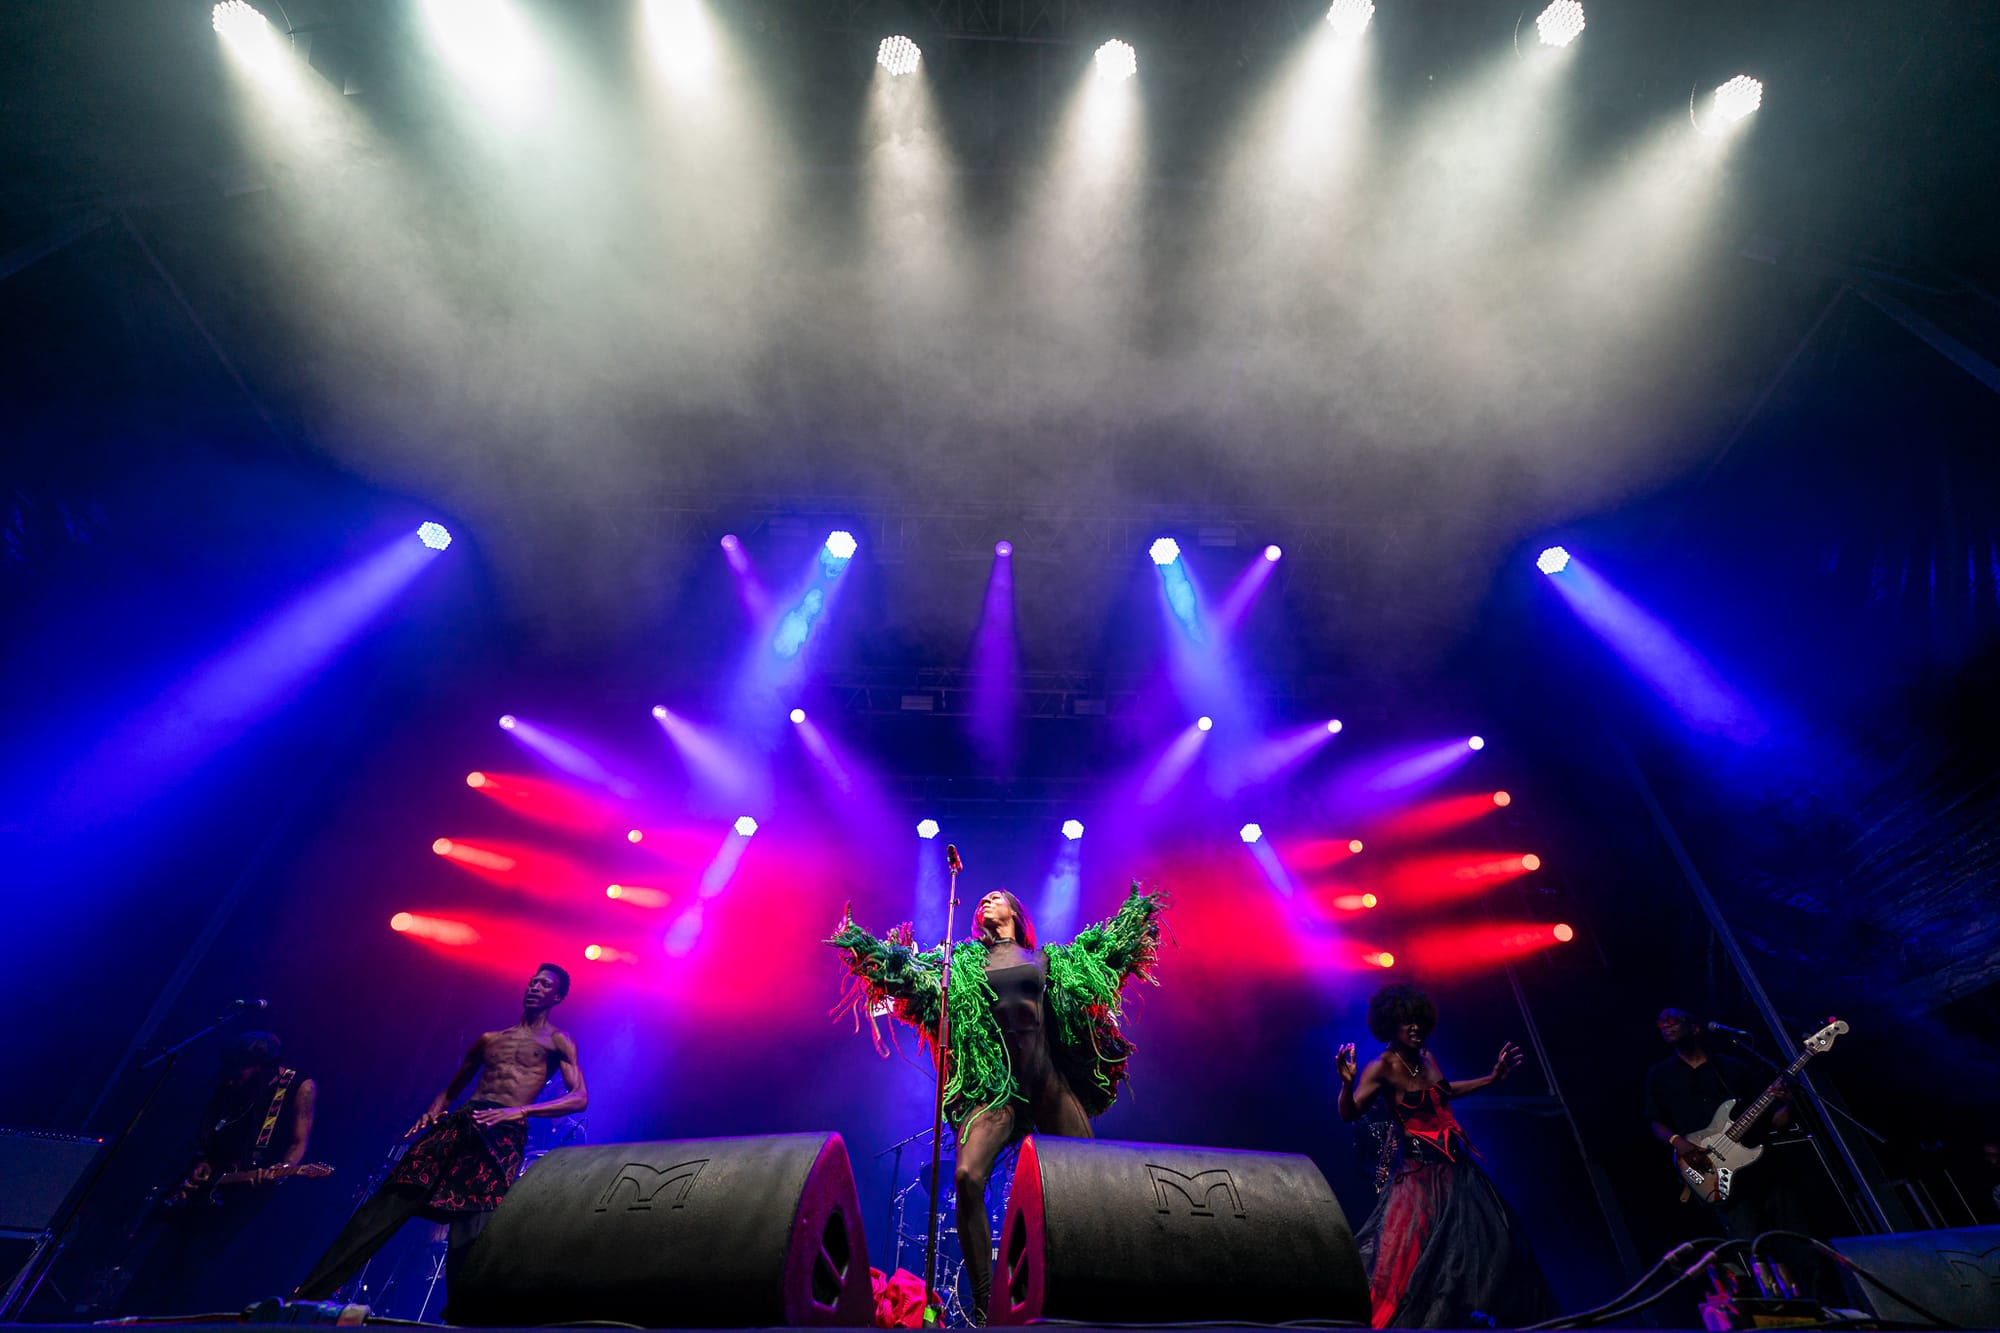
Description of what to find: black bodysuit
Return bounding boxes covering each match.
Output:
[954,942,1092,1320]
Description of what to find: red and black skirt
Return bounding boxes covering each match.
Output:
[385,1100,527,1218]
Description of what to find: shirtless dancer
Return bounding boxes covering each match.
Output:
[293,964,587,1303]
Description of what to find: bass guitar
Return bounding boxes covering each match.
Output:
[163,1160,335,1209]
[1673,1018,1847,1204]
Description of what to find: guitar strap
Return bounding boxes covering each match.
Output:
[252,1067,299,1164]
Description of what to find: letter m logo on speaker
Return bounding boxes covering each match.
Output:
[1145,1163,1246,1219]
[594,1158,710,1212]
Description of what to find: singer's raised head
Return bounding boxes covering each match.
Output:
[974,890,1036,950]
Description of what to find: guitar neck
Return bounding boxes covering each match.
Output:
[1724,1049,1813,1141]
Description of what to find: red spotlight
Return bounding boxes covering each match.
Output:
[387,912,480,947]
[466,771,488,788]
[1553,922,1575,943]
[1348,839,1364,854]
[606,883,668,908]
[1369,950,1396,968]
[627,829,644,843]
[1362,892,1378,909]
[432,840,517,872]
[1493,790,1511,806]
[1377,794,1509,841]
[1521,853,1542,871]
[584,944,604,961]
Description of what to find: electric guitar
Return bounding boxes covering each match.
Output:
[1673,1018,1847,1204]
[163,1160,335,1209]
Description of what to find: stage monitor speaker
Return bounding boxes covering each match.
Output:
[992,1136,1370,1326]
[1828,1225,2000,1329]
[448,1132,870,1328]
[0,1126,107,1319]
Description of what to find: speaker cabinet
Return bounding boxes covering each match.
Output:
[992,1136,1369,1325]
[1829,1225,2000,1329]
[449,1132,870,1328]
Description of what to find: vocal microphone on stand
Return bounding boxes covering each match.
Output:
[946,844,963,874]
[1705,1021,1753,1041]
[234,999,271,1011]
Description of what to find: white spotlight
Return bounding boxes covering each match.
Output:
[1094,39,1137,84]
[1148,537,1182,566]
[1197,715,1214,733]
[652,704,669,720]
[416,521,453,550]
[1061,819,1085,841]
[1709,75,1764,128]
[1534,1,1585,48]
[1239,822,1264,844]
[877,35,921,77]
[917,818,941,840]
[1324,0,1375,39]
[733,815,759,837]
[1327,719,1344,734]
[789,707,806,724]
[212,1,268,38]
[824,530,859,560]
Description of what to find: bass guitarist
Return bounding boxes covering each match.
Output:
[1645,1007,1829,1267]
[118,1031,320,1314]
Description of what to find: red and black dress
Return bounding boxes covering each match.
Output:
[1353,1085,1554,1329]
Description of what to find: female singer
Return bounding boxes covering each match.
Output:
[830,882,1164,1322]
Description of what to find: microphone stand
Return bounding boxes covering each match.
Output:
[921,845,964,1325]
[5,1005,252,1320]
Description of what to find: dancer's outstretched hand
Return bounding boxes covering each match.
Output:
[1336,1043,1358,1084]
[1491,1041,1525,1080]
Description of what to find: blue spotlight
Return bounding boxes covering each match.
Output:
[651,704,668,719]
[995,540,1013,557]
[417,521,453,550]
[498,714,517,730]
[1468,735,1486,751]
[1239,822,1264,844]
[1148,537,1182,567]
[789,707,805,724]
[733,815,759,837]
[1537,546,1571,575]
[1061,819,1084,841]
[824,530,858,560]
[1197,715,1214,732]
[1327,718,1344,734]
[1263,544,1282,562]
[917,818,940,840]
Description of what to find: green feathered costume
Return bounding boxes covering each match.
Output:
[828,883,1165,1130]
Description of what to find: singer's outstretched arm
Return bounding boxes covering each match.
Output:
[827,910,946,1031]
[1062,882,1165,983]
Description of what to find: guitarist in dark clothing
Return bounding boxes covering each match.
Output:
[1645,1008,1832,1295]
[118,1032,320,1314]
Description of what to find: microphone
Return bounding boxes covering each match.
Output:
[1705,1021,1752,1041]
[945,844,963,874]
[234,998,270,1011]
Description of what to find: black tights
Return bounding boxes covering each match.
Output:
[293,1187,489,1306]
[954,1075,1092,1321]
